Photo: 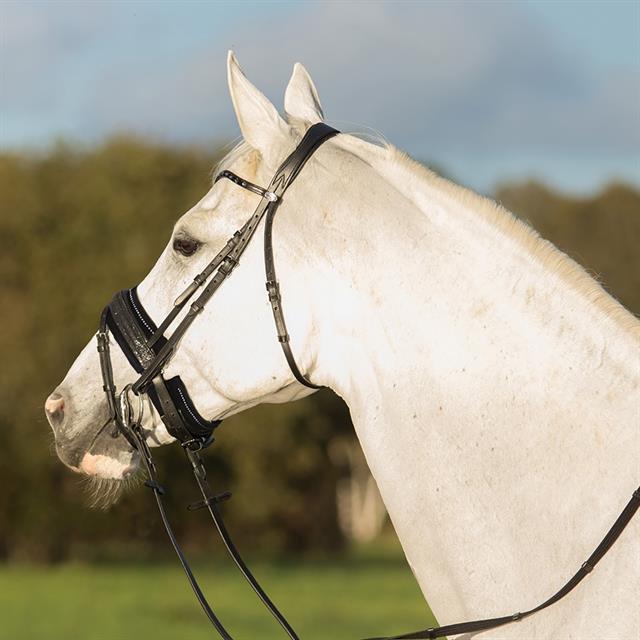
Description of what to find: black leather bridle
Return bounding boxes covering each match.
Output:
[100,125,332,450]
[95,122,639,639]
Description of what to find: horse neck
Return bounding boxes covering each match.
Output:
[304,139,639,631]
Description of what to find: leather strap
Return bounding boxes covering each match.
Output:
[261,124,338,388]
[217,123,339,389]
[131,191,273,393]
[367,485,640,640]
[184,447,300,639]
[215,170,279,202]
[130,424,234,639]
[264,210,321,389]
[136,123,338,393]
[150,376,194,444]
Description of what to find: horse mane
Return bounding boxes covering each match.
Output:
[213,130,639,342]
[349,135,640,342]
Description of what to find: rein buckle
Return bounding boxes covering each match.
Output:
[144,479,166,496]
[187,491,232,511]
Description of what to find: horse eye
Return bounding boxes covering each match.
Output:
[173,236,200,257]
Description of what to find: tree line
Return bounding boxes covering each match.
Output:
[0,137,637,562]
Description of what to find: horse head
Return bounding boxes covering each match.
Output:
[45,53,355,484]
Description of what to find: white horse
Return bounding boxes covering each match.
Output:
[46,53,639,638]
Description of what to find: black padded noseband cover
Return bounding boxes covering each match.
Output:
[106,289,158,373]
[106,288,220,440]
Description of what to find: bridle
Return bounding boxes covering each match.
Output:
[95,122,639,639]
[99,125,332,451]
[96,123,337,640]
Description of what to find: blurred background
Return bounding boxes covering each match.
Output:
[1,1,638,638]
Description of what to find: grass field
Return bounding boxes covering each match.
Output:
[0,542,437,640]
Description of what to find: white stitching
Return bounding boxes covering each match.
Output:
[128,289,154,334]
[177,387,208,429]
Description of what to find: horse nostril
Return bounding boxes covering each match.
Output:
[45,392,65,430]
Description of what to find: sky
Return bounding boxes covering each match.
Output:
[1,0,638,195]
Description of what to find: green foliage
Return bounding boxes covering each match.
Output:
[0,138,349,561]
[0,138,637,563]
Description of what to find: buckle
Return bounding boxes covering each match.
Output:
[581,561,594,574]
[187,491,232,511]
[181,434,215,452]
[144,479,166,495]
[266,280,281,302]
[218,256,238,276]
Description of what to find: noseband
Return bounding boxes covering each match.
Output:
[95,123,640,639]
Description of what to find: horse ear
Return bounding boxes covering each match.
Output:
[284,63,324,126]
[227,51,291,163]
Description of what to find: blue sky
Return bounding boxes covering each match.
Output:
[1,0,638,195]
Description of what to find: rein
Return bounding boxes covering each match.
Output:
[95,122,639,639]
